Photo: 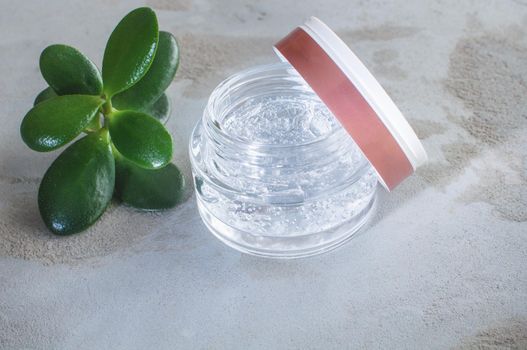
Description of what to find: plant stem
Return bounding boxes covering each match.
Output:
[102,99,113,115]
[99,127,111,144]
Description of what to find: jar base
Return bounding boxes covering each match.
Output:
[196,193,377,259]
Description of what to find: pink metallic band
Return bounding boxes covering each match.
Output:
[274,28,413,190]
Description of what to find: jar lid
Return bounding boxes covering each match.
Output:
[274,17,427,191]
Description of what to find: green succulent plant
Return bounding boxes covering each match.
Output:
[20,7,185,235]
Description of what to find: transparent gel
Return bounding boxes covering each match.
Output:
[190,63,378,258]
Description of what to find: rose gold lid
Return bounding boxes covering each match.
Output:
[274,17,427,190]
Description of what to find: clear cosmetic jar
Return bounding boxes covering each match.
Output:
[190,63,378,258]
[189,17,427,258]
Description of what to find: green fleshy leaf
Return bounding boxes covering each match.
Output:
[21,95,104,152]
[102,7,158,98]
[115,155,185,210]
[140,93,170,124]
[33,88,102,132]
[112,31,178,110]
[38,131,115,235]
[40,44,102,95]
[33,87,57,106]
[108,110,172,169]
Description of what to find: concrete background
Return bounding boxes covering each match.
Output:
[1,0,526,348]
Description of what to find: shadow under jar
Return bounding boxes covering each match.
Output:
[190,63,378,258]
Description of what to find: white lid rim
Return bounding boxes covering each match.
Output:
[299,17,428,170]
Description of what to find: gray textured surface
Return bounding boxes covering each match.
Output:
[1,0,526,349]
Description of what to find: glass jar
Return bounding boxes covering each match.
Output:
[189,63,378,258]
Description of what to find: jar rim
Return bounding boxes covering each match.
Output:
[203,62,348,152]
